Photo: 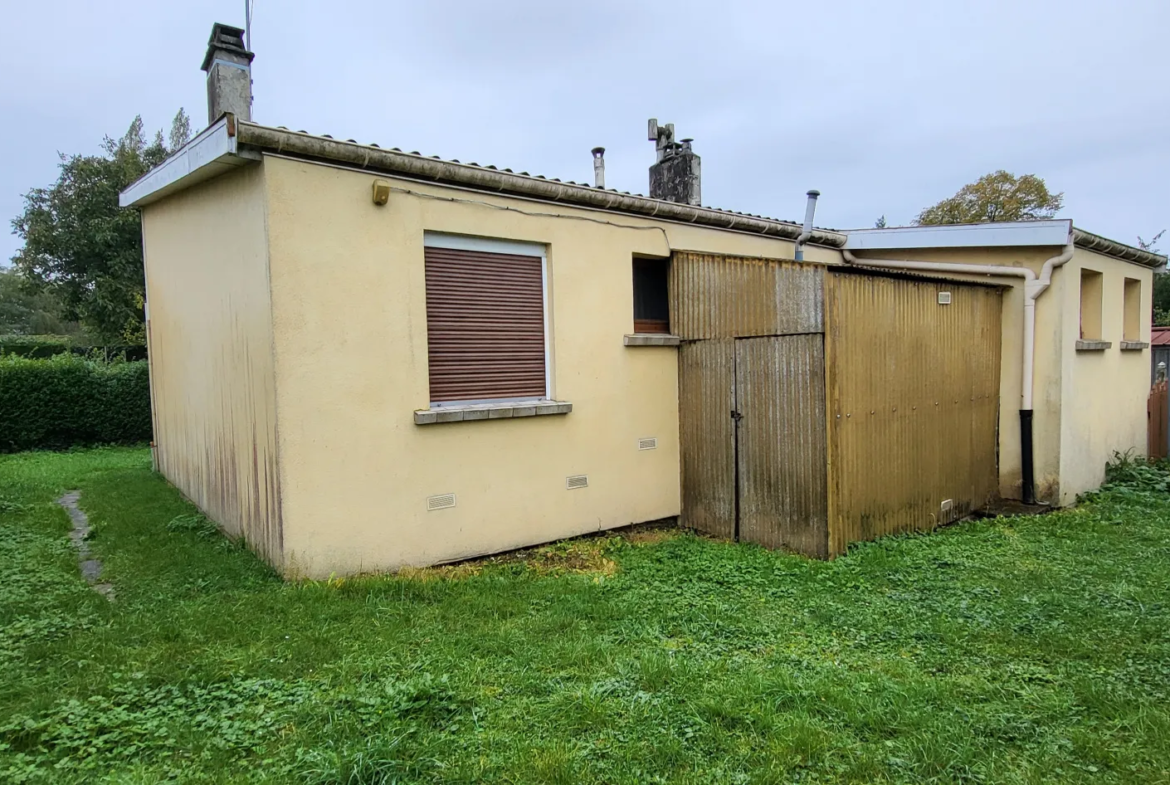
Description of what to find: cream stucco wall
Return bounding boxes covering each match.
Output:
[140,165,283,566]
[1057,249,1152,504]
[261,155,834,577]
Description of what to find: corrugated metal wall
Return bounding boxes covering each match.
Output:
[824,270,1002,555]
[735,335,828,556]
[679,340,736,539]
[670,252,823,339]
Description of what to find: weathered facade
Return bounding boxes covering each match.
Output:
[118,23,1164,575]
[141,164,282,565]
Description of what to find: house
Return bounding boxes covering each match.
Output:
[120,24,1166,576]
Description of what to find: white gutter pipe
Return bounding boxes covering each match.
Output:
[842,238,1074,504]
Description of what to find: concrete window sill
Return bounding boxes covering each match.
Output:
[624,334,681,347]
[1075,340,1112,352]
[415,401,572,425]
[1120,341,1149,351]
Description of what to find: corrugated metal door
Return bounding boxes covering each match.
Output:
[735,336,828,557]
[424,246,546,403]
[673,251,829,555]
[678,335,828,555]
[825,271,1002,555]
[679,340,736,539]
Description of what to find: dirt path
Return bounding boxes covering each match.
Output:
[57,491,115,601]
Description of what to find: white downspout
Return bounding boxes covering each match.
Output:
[1020,242,1075,408]
[841,238,1075,504]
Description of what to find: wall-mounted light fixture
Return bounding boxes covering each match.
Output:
[372,179,390,206]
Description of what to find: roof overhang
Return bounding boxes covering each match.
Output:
[844,220,1073,251]
[119,116,259,208]
[1071,227,1166,268]
[843,219,1165,269]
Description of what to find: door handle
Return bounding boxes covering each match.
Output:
[731,410,743,422]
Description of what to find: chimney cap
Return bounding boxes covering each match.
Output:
[201,22,254,71]
[591,146,605,158]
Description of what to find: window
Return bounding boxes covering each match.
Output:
[1079,268,1103,341]
[423,234,548,404]
[1123,277,1141,342]
[633,257,670,334]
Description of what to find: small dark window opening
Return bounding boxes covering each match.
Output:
[633,258,670,334]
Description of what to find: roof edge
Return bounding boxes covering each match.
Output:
[119,116,259,208]
[233,122,848,247]
[844,220,1072,250]
[1072,227,1166,268]
[844,219,1165,268]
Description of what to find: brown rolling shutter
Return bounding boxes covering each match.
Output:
[424,245,546,403]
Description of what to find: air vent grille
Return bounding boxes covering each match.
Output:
[638,437,658,451]
[566,475,589,490]
[938,291,952,305]
[427,493,456,511]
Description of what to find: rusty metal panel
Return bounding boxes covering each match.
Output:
[679,340,736,538]
[825,271,1002,555]
[424,247,546,402]
[736,335,828,557]
[670,252,824,340]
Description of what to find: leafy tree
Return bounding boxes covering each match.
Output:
[169,108,192,151]
[0,267,82,336]
[874,215,888,229]
[916,171,1064,226]
[10,110,189,344]
[1152,277,1170,327]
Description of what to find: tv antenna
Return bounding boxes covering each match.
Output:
[244,0,254,51]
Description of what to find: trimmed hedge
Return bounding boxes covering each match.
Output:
[0,335,147,361]
[0,355,152,452]
[0,335,73,359]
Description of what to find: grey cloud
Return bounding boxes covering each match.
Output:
[2,0,1168,264]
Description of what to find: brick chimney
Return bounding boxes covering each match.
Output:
[201,23,254,125]
[647,119,701,206]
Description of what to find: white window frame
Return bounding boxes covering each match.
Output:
[422,232,552,407]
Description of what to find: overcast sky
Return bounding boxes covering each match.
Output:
[3,0,1168,264]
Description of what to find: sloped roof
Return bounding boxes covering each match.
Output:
[120,116,847,248]
[119,115,1168,269]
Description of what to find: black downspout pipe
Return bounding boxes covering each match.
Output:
[1020,409,1035,505]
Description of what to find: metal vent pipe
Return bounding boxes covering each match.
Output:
[794,190,820,261]
[591,147,605,189]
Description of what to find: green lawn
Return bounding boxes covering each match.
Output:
[1,448,1169,784]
